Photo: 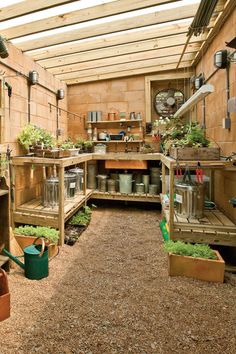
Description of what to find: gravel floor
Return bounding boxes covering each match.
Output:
[0,205,236,354]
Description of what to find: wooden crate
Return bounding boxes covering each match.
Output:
[169,147,220,160]
[168,250,225,283]
[105,160,147,169]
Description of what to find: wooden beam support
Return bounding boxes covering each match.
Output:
[28,22,192,61]
[40,34,203,70]
[3,0,177,39]
[0,0,74,22]
[55,54,194,80]
[49,49,196,75]
[64,63,193,85]
[16,3,199,51]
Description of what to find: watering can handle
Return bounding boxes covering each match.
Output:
[33,237,45,257]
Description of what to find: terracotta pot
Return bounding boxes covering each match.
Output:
[167,250,225,283]
[15,235,58,259]
[107,112,117,120]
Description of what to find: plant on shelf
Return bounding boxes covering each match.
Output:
[60,138,75,150]
[37,128,56,149]
[14,225,59,244]
[75,137,85,149]
[164,240,217,259]
[17,124,42,151]
[83,140,94,153]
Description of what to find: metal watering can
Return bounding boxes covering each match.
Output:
[3,238,49,280]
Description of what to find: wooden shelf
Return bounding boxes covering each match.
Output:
[88,119,142,125]
[13,190,93,228]
[160,195,236,247]
[92,190,160,203]
[94,140,143,143]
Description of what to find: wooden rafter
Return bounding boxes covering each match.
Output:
[0,0,75,22]
[55,53,193,81]
[39,33,204,69]
[64,63,193,85]
[2,0,177,39]
[46,44,199,75]
[16,3,199,52]
[29,22,192,61]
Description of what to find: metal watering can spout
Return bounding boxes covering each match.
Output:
[2,248,25,269]
[3,238,48,280]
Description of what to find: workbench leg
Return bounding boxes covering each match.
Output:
[58,167,65,246]
[169,166,175,240]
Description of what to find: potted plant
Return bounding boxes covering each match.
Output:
[83,140,94,153]
[14,225,59,259]
[163,240,225,283]
[75,137,85,153]
[17,124,42,154]
[60,138,79,156]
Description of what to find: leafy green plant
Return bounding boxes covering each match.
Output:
[83,140,94,148]
[17,124,42,150]
[75,137,85,149]
[37,128,56,149]
[163,240,217,260]
[68,205,95,226]
[14,225,59,244]
[60,138,74,150]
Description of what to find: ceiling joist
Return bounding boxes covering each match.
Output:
[0,0,75,22]
[55,53,193,81]
[16,3,199,52]
[29,22,192,61]
[46,43,202,77]
[65,63,193,85]
[2,0,177,39]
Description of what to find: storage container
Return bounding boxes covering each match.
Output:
[87,161,97,189]
[175,181,205,219]
[69,168,84,193]
[64,173,77,199]
[94,144,106,154]
[97,175,108,192]
[119,173,133,194]
[43,176,59,209]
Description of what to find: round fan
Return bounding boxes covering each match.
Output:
[154,88,184,117]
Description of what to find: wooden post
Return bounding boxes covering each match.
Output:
[84,161,87,206]
[162,162,166,194]
[168,164,175,239]
[58,166,65,246]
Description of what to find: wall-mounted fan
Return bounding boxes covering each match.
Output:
[154,88,184,117]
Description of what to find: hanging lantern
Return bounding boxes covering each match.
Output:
[214,50,228,69]
[57,89,65,100]
[28,70,39,85]
[0,36,9,58]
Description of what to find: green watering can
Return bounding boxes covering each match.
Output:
[3,238,49,280]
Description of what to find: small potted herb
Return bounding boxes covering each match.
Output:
[83,140,94,153]
[60,138,79,156]
[14,225,59,259]
[163,240,225,282]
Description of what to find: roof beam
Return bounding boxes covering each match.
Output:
[0,0,74,22]
[55,53,193,81]
[16,3,199,51]
[28,22,192,61]
[39,33,204,69]
[65,63,193,85]
[47,45,198,75]
[2,0,177,39]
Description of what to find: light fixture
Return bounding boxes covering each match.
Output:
[214,50,228,69]
[56,89,65,100]
[173,84,214,118]
[0,36,9,58]
[194,74,204,90]
[28,70,39,85]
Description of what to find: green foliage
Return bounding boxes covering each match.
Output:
[68,205,95,226]
[17,124,55,150]
[17,124,42,150]
[60,138,74,150]
[75,137,85,148]
[83,140,94,148]
[163,240,217,260]
[14,225,59,244]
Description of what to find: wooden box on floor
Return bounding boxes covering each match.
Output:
[167,250,225,283]
[0,269,10,322]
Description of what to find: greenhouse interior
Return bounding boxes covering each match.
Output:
[0,0,236,353]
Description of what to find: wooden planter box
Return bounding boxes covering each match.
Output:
[168,250,225,283]
[14,235,58,259]
[169,147,220,160]
[0,269,10,322]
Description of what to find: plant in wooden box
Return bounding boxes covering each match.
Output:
[163,240,225,283]
[60,138,79,156]
[83,140,94,153]
[14,225,59,259]
[17,124,42,154]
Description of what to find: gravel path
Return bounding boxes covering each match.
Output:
[0,205,236,354]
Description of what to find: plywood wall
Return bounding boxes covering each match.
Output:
[196,8,236,223]
[0,42,68,155]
